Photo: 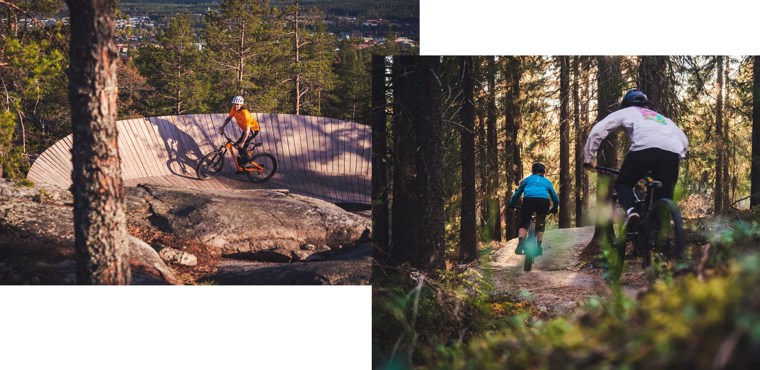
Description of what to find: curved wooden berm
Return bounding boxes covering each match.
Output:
[27,114,371,205]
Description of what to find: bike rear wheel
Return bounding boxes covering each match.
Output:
[524,223,536,272]
[196,151,224,180]
[245,153,278,183]
[642,199,686,281]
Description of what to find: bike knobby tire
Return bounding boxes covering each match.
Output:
[196,151,224,180]
[642,198,686,278]
[604,220,627,283]
[524,223,537,272]
[245,153,278,183]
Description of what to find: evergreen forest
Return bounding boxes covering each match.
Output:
[0,0,416,181]
[373,55,760,369]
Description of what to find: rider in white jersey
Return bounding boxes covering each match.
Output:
[583,89,689,226]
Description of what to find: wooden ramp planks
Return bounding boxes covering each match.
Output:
[28,113,371,205]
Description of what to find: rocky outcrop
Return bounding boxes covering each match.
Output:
[0,180,178,284]
[127,184,371,262]
[209,242,371,285]
[0,179,371,285]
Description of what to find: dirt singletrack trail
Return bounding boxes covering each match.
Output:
[486,226,648,316]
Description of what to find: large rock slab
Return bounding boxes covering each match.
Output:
[127,184,371,261]
[208,242,371,285]
[0,180,178,284]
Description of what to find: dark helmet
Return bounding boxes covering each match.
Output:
[620,89,648,108]
[532,162,546,174]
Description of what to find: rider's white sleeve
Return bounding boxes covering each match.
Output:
[677,128,689,158]
[583,112,625,163]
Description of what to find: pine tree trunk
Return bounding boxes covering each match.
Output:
[237,20,245,94]
[390,56,416,266]
[371,55,389,267]
[504,57,519,240]
[294,1,301,114]
[459,56,478,263]
[66,0,130,284]
[715,56,725,213]
[723,57,731,206]
[472,59,487,233]
[503,56,522,240]
[390,56,445,271]
[593,56,622,241]
[412,57,445,271]
[752,56,760,208]
[579,58,591,225]
[559,56,571,228]
[486,56,501,241]
[573,56,585,227]
[638,56,669,116]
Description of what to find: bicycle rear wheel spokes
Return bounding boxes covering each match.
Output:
[245,153,278,183]
[196,151,224,180]
[643,199,686,282]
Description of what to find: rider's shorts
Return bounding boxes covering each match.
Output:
[519,197,551,232]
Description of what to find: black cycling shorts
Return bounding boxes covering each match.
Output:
[519,197,551,232]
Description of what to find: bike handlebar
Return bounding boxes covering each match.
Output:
[585,165,620,176]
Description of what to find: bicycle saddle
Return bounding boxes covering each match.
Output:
[649,180,663,188]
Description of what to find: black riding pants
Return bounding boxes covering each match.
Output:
[237,130,259,162]
[519,197,550,232]
[615,148,680,211]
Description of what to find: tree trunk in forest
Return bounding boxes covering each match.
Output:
[237,19,245,94]
[723,57,731,206]
[390,56,445,271]
[638,56,670,117]
[293,1,301,114]
[503,56,521,240]
[175,75,181,115]
[485,56,501,241]
[593,56,622,241]
[752,56,760,209]
[460,56,477,263]
[715,56,725,213]
[559,56,571,228]
[371,55,389,267]
[66,0,130,284]
[473,60,487,236]
[573,56,586,227]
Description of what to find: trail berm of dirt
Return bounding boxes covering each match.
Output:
[485,226,648,316]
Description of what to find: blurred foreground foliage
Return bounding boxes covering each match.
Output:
[374,219,760,369]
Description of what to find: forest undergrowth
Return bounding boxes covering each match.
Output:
[373,210,760,369]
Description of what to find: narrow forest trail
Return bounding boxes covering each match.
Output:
[485,226,648,316]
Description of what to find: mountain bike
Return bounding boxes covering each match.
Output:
[510,205,541,272]
[586,165,685,283]
[196,131,277,183]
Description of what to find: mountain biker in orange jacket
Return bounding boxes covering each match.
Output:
[508,162,559,256]
[583,89,689,228]
[218,95,260,173]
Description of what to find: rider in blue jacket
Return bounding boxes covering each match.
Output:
[508,162,559,256]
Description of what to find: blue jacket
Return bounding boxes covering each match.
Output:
[509,174,559,207]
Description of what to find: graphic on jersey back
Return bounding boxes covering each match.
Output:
[636,107,667,125]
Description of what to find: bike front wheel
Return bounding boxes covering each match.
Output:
[196,151,224,180]
[642,198,686,281]
[245,153,278,183]
[604,214,628,283]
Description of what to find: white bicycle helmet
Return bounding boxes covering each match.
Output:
[231,95,244,105]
